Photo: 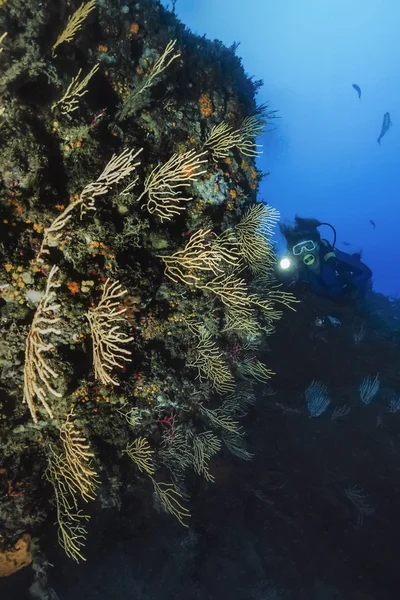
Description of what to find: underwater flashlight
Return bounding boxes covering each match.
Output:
[279,257,292,270]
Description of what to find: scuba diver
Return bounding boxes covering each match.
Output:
[279,217,372,304]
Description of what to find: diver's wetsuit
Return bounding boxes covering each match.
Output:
[298,246,372,301]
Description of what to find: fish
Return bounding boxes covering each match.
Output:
[342,241,351,246]
[352,83,361,99]
[369,219,376,229]
[377,112,391,145]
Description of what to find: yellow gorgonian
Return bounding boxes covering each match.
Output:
[52,1,96,54]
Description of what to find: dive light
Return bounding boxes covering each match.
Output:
[279,257,292,270]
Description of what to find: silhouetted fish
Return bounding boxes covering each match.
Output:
[369,219,376,229]
[352,83,361,99]
[377,112,391,145]
[342,241,351,246]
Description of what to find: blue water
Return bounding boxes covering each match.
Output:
[165,0,400,297]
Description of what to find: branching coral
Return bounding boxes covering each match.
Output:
[189,272,284,334]
[222,430,254,461]
[45,447,90,563]
[238,358,274,383]
[359,373,380,404]
[118,39,181,119]
[305,380,331,417]
[159,203,296,341]
[192,431,221,483]
[23,265,62,423]
[159,203,293,340]
[137,150,208,221]
[160,228,239,285]
[235,204,279,272]
[199,402,242,435]
[135,39,181,97]
[187,323,235,394]
[0,31,7,55]
[37,148,142,261]
[123,436,190,526]
[123,438,155,476]
[45,411,98,562]
[223,383,257,415]
[199,272,251,311]
[60,409,99,502]
[52,64,100,114]
[79,147,143,217]
[52,0,96,55]
[256,280,299,310]
[159,426,194,476]
[203,114,265,159]
[159,427,222,485]
[0,0,296,565]
[117,403,145,428]
[222,306,261,338]
[345,485,375,528]
[86,279,134,386]
[37,199,82,263]
[149,477,191,527]
[235,115,265,156]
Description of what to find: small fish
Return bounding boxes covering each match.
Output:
[377,112,391,145]
[89,108,106,129]
[342,241,351,246]
[369,219,376,229]
[352,83,361,99]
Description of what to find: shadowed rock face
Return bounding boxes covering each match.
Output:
[0,0,281,593]
[2,292,400,600]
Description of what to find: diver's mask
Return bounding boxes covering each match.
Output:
[292,240,317,266]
